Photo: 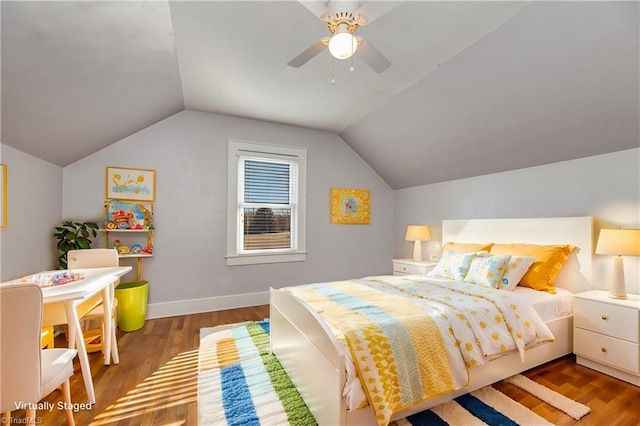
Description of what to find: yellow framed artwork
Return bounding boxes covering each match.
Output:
[0,164,6,228]
[330,188,370,224]
[106,166,156,202]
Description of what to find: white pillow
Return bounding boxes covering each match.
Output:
[429,250,478,281]
[498,256,536,291]
[464,254,512,288]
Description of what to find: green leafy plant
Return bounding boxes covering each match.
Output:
[54,221,99,269]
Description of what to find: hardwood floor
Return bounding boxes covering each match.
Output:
[9,306,640,425]
[494,355,640,426]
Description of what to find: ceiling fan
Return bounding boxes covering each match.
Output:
[287,1,404,73]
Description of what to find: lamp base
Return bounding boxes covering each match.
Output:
[608,293,628,300]
[412,240,423,262]
[608,256,627,300]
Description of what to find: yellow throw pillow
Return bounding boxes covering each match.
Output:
[442,242,493,253]
[489,243,575,293]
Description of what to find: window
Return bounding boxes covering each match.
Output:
[227,140,306,265]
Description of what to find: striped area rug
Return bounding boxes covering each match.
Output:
[198,321,315,426]
[393,386,551,425]
[198,321,557,426]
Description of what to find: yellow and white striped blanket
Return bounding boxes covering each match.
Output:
[284,276,555,426]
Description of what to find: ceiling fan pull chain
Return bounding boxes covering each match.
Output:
[350,36,355,72]
[331,56,336,85]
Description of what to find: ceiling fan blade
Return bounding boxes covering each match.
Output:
[355,1,405,25]
[287,40,326,68]
[297,1,331,19]
[358,38,391,73]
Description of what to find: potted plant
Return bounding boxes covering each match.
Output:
[54,221,99,269]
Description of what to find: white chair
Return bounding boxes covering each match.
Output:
[1,283,77,425]
[67,248,120,365]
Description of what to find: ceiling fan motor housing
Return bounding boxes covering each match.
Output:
[322,11,367,35]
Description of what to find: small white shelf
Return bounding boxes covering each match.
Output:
[100,228,155,280]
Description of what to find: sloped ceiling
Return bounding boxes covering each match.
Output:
[1,1,185,166]
[341,0,640,188]
[1,1,638,189]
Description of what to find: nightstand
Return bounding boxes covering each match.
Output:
[573,290,640,386]
[392,259,437,276]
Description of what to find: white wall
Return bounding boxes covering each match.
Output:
[63,111,394,316]
[0,144,63,280]
[6,111,636,310]
[394,148,640,294]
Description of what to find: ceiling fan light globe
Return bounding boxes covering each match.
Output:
[328,33,358,60]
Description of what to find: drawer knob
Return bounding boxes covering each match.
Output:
[403,267,407,271]
[601,347,607,353]
[601,315,608,321]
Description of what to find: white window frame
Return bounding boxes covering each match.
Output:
[226,139,307,266]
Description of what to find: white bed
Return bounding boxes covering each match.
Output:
[270,216,594,426]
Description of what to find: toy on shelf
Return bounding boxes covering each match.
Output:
[112,239,151,256]
[104,200,153,230]
[113,239,130,255]
[113,210,133,229]
[137,204,155,229]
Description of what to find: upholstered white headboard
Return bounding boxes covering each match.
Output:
[442,217,594,294]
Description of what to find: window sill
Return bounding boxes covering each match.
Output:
[226,251,307,266]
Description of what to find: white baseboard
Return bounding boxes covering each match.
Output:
[146,291,270,319]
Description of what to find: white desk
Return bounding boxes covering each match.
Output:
[38,266,132,404]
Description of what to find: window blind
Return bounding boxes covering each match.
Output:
[237,156,298,252]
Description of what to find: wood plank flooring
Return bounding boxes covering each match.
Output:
[9,305,640,425]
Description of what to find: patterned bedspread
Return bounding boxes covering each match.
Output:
[283,275,555,426]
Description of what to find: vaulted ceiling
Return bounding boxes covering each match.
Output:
[2,1,638,189]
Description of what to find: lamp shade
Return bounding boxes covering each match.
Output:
[405,225,431,242]
[596,229,640,256]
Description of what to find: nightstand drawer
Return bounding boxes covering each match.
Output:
[574,328,640,374]
[574,298,639,343]
[393,263,428,275]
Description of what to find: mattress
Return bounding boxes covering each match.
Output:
[509,285,574,322]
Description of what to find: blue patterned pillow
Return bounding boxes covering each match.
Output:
[429,250,478,281]
[464,254,512,288]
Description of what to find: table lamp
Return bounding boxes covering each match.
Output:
[595,228,640,299]
[405,225,431,262]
